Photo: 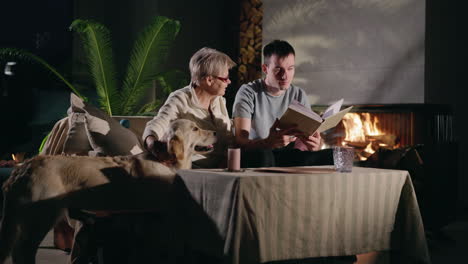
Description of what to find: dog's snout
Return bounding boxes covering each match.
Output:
[213,131,216,136]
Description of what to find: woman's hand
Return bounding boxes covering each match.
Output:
[145,135,156,152]
[145,135,171,159]
[145,135,162,157]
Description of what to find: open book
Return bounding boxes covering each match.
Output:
[278,99,353,135]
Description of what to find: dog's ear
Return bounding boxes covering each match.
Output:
[168,135,184,161]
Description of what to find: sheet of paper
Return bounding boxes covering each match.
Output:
[322,98,344,119]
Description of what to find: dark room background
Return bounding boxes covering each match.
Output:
[0,0,464,206]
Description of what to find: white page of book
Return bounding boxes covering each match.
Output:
[322,98,344,119]
[289,100,322,121]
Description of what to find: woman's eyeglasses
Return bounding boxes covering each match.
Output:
[214,76,230,83]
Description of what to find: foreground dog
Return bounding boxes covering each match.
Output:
[0,119,216,264]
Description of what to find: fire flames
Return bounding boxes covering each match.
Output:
[342,113,381,142]
[341,113,397,161]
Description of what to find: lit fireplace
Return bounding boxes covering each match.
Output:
[318,104,451,162]
[339,113,399,161]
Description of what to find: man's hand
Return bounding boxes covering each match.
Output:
[297,132,322,151]
[264,119,301,149]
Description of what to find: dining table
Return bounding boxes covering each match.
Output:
[170,166,430,264]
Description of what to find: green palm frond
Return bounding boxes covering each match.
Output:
[38,131,51,154]
[136,70,188,115]
[120,16,181,115]
[0,48,85,100]
[70,19,119,115]
[155,69,189,95]
[136,100,162,115]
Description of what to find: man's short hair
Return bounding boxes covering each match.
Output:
[263,40,295,65]
[189,47,236,86]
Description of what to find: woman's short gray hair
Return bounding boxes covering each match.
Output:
[189,47,236,86]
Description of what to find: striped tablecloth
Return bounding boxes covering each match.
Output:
[176,166,430,264]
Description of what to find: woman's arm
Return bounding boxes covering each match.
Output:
[142,91,185,144]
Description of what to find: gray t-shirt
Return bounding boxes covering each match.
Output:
[232,79,310,140]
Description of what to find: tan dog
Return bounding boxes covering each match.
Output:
[0,119,216,264]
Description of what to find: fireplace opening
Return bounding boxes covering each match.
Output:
[317,104,454,161]
[322,111,411,161]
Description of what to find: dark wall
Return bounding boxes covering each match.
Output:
[425,0,465,206]
[0,0,74,156]
[0,1,73,65]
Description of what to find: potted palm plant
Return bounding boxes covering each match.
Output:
[1,15,186,153]
[0,15,185,116]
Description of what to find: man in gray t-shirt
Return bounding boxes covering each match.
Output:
[232,40,333,167]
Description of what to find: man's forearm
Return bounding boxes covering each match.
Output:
[234,117,273,149]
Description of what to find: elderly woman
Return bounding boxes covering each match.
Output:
[143,47,236,168]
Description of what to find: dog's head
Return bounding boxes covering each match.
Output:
[163,119,217,169]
